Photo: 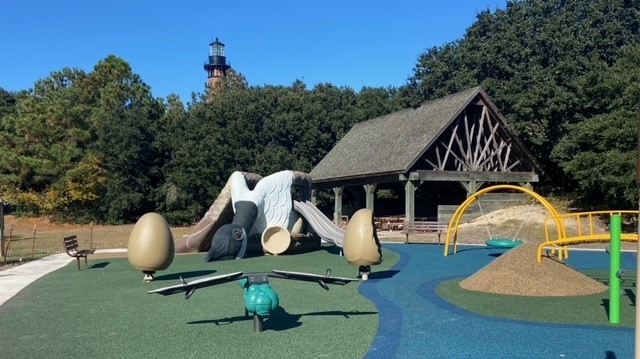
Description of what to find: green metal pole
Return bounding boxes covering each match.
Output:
[634,116,640,357]
[609,214,622,325]
[636,201,640,358]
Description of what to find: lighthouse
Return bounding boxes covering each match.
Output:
[204,37,231,90]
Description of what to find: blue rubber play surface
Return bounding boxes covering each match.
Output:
[360,244,635,359]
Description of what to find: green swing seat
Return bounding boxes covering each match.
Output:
[485,238,523,249]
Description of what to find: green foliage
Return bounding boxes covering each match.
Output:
[8,0,638,221]
[553,45,640,208]
[0,68,96,215]
[0,56,166,223]
[88,56,166,223]
[0,87,17,121]
[159,80,398,224]
[402,0,640,207]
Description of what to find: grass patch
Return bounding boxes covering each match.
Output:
[437,270,636,328]
[0,246,399,359]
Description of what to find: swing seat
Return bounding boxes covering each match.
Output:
[485,238,523,249]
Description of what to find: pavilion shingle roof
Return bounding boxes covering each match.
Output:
[311,86,484,183]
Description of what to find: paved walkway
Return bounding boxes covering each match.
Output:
[0,249,126,306]
[0,253,72,306]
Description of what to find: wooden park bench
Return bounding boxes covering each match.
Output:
[402,221,449,244]
[63,235,95,270]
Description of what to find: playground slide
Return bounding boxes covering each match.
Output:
[293,201,345,247]
[174,172,263,253]
[176,173,340,253]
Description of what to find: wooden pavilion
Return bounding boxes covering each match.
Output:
[309,86,543,224]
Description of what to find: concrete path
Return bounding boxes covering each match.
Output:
[0,249,126,306]
[0,253,73,306]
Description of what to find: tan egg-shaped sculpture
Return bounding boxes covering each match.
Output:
[261,226,291,255]
[343,208,383,273]
[128,212,175,281]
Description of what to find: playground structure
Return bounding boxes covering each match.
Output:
[444,184,561,256]
[443,185,639,262]
[485,237,523,249]
[536,210,639,263]
[175,171,350,257]
[148,268,358,332]
[173,170,382,277]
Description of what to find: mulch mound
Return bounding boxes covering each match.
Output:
[459,242,608,297]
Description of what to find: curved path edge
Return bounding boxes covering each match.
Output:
[360,244,634,359]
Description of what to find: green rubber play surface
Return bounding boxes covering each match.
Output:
[0,247,399,359]
[437,270,637,328]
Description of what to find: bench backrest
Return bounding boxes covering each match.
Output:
[403,221,448,231]
[63,235,79,251]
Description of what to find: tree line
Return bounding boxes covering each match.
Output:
[0,0,638,224]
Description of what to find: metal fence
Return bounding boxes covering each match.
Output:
[1,218,134,262]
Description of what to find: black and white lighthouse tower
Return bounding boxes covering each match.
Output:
[204,37,231,89]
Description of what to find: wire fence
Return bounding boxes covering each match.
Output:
[1,219,136,263]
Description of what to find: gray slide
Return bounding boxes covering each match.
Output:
[293,201,345,247]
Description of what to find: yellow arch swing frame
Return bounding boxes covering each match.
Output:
[443,184,562,256]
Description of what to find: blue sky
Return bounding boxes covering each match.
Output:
[1,0,506,102]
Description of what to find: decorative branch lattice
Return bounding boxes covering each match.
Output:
[424,105,520,173]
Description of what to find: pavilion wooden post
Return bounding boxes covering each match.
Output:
[462,180,478,197]
[520,182,533,190]
[310,189,317,204]
[405,181,416,223]
[332,186,344,226]
[401,172,422,223]
[363,184,377,212]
